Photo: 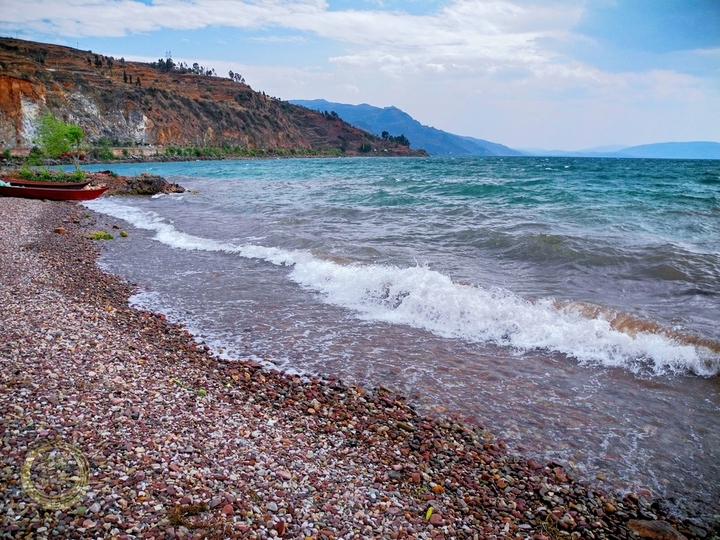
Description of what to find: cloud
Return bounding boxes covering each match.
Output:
[248,35,306,43]
[2,0,716,147]
[3,0,716,86]
[1,0,579,73]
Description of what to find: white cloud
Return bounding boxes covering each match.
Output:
[2,0,716,147]
[2,0,578,70]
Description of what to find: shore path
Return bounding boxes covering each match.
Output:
[0,197,692,539]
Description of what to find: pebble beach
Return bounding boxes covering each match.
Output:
[0,195,712,539]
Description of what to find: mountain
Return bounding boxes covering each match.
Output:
[0,37,422,157]
[617,142,720,160]
[289,99,523,156]
[521,142,720,160]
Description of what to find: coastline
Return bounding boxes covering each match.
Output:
[0,197,708,539]
[0,147,429,170]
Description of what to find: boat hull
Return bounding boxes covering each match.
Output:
[4,178,92,189]
[0,185,109,201]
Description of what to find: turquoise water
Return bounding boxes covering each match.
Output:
[84,156,720,522]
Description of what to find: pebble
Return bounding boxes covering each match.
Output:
[0,195,713,540]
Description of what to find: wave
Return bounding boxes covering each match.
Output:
[86,198,720,377]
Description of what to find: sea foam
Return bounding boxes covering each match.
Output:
[86,198,719,377]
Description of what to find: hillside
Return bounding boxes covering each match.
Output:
[290,99,523,156]
[0,37,422,157]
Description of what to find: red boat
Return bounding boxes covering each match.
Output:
[4,178,92,189]
[0,184,109,201]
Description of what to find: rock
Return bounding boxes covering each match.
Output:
[267,501,278,512]
[429,512,443,525]
[54,226,67,234]
[276,470,292,480]
[553,467,568,483]
[628,520,689,540]
[528,458,545,470]
[221,503,234,515]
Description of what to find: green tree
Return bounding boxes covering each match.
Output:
[36,114,85,171]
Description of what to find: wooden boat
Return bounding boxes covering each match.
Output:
[4,178,92,189]
[0,184,109,201]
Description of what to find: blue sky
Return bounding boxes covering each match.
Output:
[1,0,718,150]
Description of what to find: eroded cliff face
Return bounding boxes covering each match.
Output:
[0,37,421,156]
[0,76,46,146]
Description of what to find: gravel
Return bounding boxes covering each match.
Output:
[1,196,713,540]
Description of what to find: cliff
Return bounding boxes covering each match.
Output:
[0,37,423,156]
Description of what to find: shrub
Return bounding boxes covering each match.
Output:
[26,146,43,166]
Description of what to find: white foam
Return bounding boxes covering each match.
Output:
[86,198,720,377]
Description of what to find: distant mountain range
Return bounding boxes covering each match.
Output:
[522,142,720,160]
[289,99,523,157]
[290,99,720,160]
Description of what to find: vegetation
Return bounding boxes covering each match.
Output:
[151,56,217,77]
[17,166,84,182]
[382,131,410,147]
[36,114,85,170]
[89,231,114,240]
[228,71,245,84]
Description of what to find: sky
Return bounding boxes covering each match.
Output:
[1,0,718,150]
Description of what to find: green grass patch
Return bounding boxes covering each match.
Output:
[89,231,113,240]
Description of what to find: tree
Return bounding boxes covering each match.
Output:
[36,114,85,171]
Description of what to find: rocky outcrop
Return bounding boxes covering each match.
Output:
[90,171,185,195]
[0,37,424,156]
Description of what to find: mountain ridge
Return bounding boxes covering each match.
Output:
[0,37,422,157]
[292,99,719,160]
[289,99,523,157]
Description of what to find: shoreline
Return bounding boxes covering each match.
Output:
[0,149,429,170]
[0,197,712,539]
